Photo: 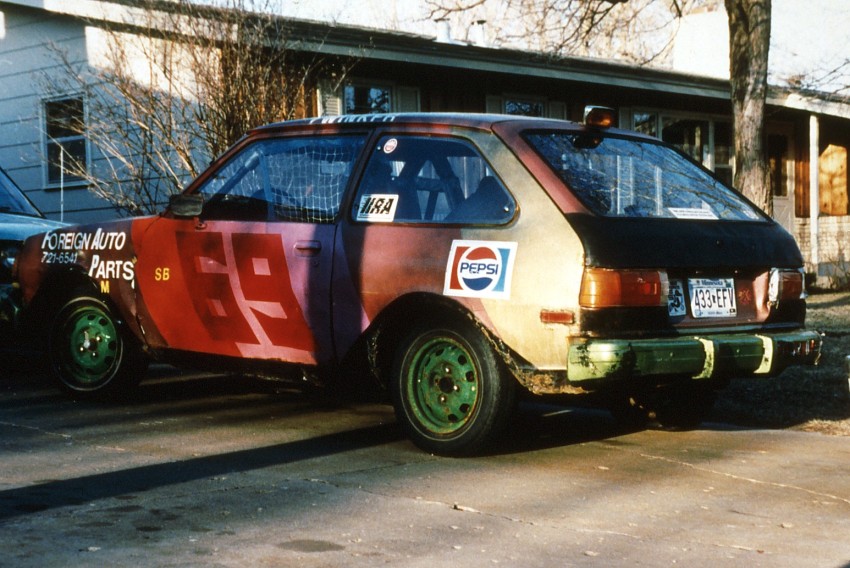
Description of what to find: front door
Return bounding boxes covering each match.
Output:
[135,217,336,365]
[134,134,368,366]
[767,124,796,235]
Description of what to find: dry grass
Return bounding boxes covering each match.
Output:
[711,292,850,435]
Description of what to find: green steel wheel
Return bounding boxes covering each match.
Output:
[49,294,147,398]
[392,316,515,456]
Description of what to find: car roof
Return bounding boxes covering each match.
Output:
[249,112,554,132]
[246,112,653,141]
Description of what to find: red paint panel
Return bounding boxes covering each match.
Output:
[231,232,315,352]
[135,219,325,363]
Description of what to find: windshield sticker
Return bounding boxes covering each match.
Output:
[444,240,517,300]
[668,207,719,220]
[356,194,398,222]
[383,138,398,154]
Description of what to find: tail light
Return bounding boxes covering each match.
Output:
[768,268,806,307]
[580,268,669,308]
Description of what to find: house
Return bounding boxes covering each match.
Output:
[0,0,848,285]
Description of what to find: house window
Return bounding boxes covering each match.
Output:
[336,82,420,115]
[487,95,566,119]
[768,134,789,198]
[505,97,545,117]
[344,84,392,114]
[44,97,87,185]
[632,111,733,187]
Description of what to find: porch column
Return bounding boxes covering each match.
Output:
[809,114,820,271]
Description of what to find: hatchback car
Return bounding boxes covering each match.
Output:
[15,111,821,455]
[0,165,64,334]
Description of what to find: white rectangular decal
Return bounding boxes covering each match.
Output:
[356,194,398,222]
[443,240,518,300]
[668,207,718,220]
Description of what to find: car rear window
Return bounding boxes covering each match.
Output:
[525,131,765,221]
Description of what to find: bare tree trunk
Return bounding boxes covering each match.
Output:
[725,0,772,215]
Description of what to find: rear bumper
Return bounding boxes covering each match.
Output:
[567,329,822,383]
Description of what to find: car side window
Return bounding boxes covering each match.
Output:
[352,135,516,224]
[197,135,367,222]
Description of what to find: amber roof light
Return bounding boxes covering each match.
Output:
[583,106,615,128]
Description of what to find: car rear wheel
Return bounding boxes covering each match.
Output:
[607,395,651,431]
[653,385,717,430]
[391,316,515,456]
[608,383,716,431]
[49,293,148,399]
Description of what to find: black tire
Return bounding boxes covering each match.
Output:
[608,395,651,431]
[653,385,717,430]
[49,293,148,399]
[391,316,515,456]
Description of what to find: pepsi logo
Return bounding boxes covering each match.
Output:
[458,246,501,291]
[444,240,517,300]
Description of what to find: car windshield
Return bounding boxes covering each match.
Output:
[0,168,41,217]
[525,131,765,221]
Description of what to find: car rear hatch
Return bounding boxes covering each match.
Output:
[522,128,809,338]
[566,213,806,338]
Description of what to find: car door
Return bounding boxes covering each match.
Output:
[134,134,368,366]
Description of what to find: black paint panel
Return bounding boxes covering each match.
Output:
[565,214,803,269]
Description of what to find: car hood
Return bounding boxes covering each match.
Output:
[0,212,66,241]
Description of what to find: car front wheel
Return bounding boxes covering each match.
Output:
[49,293,147,398]
[392,316,515,456]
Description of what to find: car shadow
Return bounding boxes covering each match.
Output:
[0,422,405,523]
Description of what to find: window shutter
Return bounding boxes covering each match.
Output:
[547,101,567,120]
[394,86,420,112]
[485,95,503,114]
[318,82,343,116]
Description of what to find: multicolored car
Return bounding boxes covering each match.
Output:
[14,110,821,455]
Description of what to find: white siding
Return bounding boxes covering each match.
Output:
[0,4,119,222]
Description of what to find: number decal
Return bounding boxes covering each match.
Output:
[174,231,315,354]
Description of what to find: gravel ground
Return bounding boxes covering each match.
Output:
[712,291,850,435]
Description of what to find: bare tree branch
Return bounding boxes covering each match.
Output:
[41,0,354,216]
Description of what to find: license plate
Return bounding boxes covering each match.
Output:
[688,278,737,318]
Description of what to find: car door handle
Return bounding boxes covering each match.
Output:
[294,240,322,257]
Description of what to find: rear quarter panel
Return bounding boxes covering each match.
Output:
[467,131,584,369]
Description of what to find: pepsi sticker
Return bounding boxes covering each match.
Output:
[356,194,398,222]
[383,138,398,154]
[443,240,518,300]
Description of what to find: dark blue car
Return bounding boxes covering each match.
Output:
[0,166,64,331]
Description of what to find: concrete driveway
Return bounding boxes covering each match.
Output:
[2,366,850,567]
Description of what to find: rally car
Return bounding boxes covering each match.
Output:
[14,110,821,455]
